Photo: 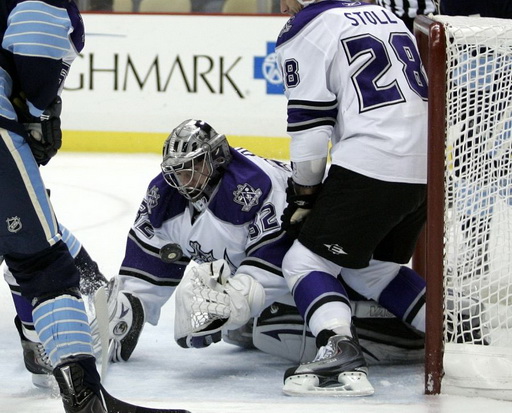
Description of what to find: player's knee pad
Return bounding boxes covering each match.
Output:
[107,290,146,362]
[282,240,341,291]
[252,299,425,365]
[341,259,401,301]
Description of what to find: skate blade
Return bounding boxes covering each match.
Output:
[283,371,375,397]
[32,373,56,389]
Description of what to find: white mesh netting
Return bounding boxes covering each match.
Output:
[435,15,512,398]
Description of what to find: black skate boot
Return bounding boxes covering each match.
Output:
[283,330,374,396]
[14,316,54,388]
[53,356,106,413]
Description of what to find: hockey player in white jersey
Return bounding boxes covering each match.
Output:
[94,119,426,368]
[275,0,429,396]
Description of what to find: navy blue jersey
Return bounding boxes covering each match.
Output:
[0,0,84,136]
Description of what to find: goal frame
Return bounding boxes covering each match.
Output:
[413,15,448,396]
[413,14,512,397]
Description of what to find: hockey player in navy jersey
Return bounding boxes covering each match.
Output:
[3,223,108,388]
[0,1,107,412]
[95,119,425,371]
[275,0,429,396]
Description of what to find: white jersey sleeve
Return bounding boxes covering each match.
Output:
[116,173,191,325]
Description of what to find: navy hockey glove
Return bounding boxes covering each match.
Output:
[281,178,320,239]
[14,95,63,166]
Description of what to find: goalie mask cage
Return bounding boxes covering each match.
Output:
[414,15,512,399]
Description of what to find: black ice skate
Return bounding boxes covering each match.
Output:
[14,316,54,388]
[283,333,374,397]
[53,358,106,413]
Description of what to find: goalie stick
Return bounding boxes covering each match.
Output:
[93,285,113,379]
[101,385,191,413]
[94,289,191,413]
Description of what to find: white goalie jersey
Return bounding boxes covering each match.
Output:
[115,147,293,327]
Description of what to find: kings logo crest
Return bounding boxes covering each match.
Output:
[6,216,22,233]
[233,183,262,212]
[187,240,215,263]
[146,185,160,214]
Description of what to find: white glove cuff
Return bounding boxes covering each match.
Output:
[224,274,266,329]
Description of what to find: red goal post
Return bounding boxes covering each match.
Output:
[413,15,512,399]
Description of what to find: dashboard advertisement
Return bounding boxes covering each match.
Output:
[61,13,290,157]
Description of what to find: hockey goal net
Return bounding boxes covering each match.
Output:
[414,15,512,399]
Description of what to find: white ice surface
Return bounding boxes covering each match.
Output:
[1,152,511,413]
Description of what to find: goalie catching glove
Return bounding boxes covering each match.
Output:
[174,260,265,349]
[13,94,63,166]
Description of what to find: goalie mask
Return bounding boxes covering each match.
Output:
[161,119,232,201]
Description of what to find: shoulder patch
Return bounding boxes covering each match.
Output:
[233,183,263,212]
[146,185,160,214]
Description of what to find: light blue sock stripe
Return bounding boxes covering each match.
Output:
[59,224,82,258]
[33,295,94,366]
[8,1,69,21]
[0,67,16,120]
[4,2,73,60]
[37,318,92,343]
[34,297,90,336]
[50,344,95,365]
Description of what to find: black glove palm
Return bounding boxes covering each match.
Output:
[281,179,319,239]
[14,95,63,166]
